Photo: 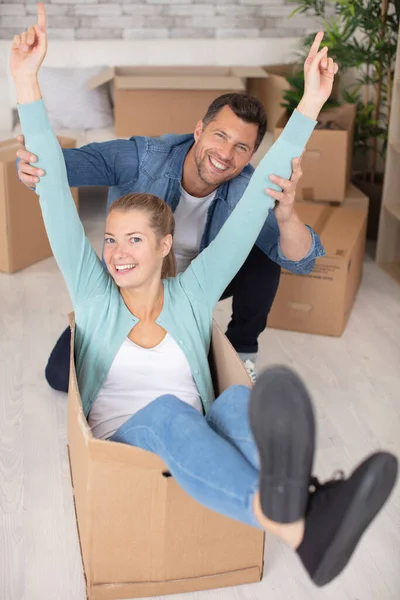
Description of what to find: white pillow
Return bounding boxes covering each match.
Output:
[38,66,113,130]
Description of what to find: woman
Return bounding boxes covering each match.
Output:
[11,4,397,588]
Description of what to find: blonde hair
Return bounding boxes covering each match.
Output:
[108,193,176,279]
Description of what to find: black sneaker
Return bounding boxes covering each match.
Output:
[297,451,398,587]
[249,366,316,523]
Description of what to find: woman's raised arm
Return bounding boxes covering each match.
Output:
[10,4,110,308]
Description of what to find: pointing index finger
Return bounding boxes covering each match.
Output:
[307,30,324,62]
[37,2,47,32]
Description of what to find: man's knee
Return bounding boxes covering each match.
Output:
[45,361,69,392]
[44,326,71,392]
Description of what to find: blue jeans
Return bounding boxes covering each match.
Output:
[109,385,261,529]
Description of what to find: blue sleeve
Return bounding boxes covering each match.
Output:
[179,109,317,308]
[61,139,140,188]
[16,137,140,189]
[17,99,110,308]
[255,211,326,274]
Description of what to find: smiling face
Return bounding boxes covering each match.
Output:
[192,105,258,189]
[103,208,173,289]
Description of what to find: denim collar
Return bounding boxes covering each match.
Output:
[164,136,194,180]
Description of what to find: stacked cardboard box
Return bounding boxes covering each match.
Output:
[274,104,356,203]
[250,64,354,202]
[248,63,341,133]
[267,184,369,336]
[88,66,267,138]
[252,66,368,336]
[0,136,79,274]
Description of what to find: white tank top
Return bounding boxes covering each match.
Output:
[88,333,203,440]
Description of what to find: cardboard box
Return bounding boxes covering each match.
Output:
[67,314,264,600]
[247,64,294,132]
[296,182,370,211]
[341,181,369,210]
[267,190,368,336]
[88,66,267,137]
[0,137,79,274]
[273,104,356,203]
[248,64,341,134]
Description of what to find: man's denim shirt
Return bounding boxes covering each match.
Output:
[57,133,325,273]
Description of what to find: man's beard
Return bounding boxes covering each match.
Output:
[195,152,232,187]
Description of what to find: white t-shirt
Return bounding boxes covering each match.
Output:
[88,333,203,440]
[173,186,217,273]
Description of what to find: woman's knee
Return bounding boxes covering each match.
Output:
[113,394,188,444]
[207,385,250,420]
[140,394,193,428]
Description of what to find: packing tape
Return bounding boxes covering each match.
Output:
[303,150,321,160]
[0,141,19,151]
[288,302,313,313]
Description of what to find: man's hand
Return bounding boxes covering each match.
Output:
[16,134,45,187]
[266,157,302,223]
[266,157,312,261]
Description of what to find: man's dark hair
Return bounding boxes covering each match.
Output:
[202,93,267,153]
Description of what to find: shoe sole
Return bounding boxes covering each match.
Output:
[249,366,316,523]
[313,452,398,587]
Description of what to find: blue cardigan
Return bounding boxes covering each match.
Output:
[18,99,316,417]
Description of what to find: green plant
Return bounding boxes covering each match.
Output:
[287,0,400,183]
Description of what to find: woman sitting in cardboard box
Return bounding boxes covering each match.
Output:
[10,3,397,589]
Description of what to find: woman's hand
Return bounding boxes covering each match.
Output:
[297,31,339,121]
[10,2,47,84]
[304,31,338,104]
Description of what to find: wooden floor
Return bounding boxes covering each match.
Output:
[1,189,400,600]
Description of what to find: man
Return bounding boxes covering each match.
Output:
[17,92,324,390]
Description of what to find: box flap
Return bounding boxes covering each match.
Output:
[87,66,115,91]
[264,63,296,77]
[0,139,19,164]
[87,65,265,91]
[115,75,245,91]
[0,138,19,151]
[346,182,368,199]
[316,103,356,130]
[90,66,264,91]
[296,204,367,259]
[232,66,267,78]
[112,66,266,79]
[116,66,233,77]
[209,320,252,394]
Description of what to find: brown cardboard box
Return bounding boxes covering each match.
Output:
[67,315,264,600]
[339,182,369,211]
[267,190,368,336]
[274,104,356,202]
[248,64,341,134]
[296,182,370,211]
[88,66,267,137]
[247,64,294,132]
[0,137,79,274]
